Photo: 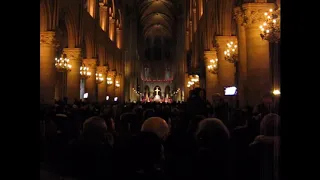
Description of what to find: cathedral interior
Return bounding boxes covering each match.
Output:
[40,0,281,107]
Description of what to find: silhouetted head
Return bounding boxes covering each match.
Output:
[260,113,280,136]
[141,117,169,141]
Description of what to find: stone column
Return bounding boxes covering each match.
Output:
[116,28,123,49]
[106,70,116,99]
[204,50,219,102]
[97,66,108,102]
[99,3,108,32]
[109,17,115,41]
[40,31,57,104]
[215,36,237,94]
[185,31,190,50]
[83,58,97,102]
[242,3,275,105]
[234,7,248,107]
[189,21,193,43]
[64,48,82,102]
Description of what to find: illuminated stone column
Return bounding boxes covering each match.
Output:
[193,8,197,33]
[114,75,121,101]
[64,48,82,102]
[215,36,237,94]
[106,70,116,99]
[234,7,248,107]
[242,3,275,105]
[99,3,108,32]
[189,21,193,43]
[83,58,97,102]
[40,31,57,104]
[204,50,219,102]
[97,66,108,102]
[116,27,123,49]
[109,17,115,41]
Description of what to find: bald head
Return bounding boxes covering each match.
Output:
[141,117,169,140]
[83,116,107,134]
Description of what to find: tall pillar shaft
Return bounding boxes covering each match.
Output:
[99,4,108,32]
[116,28,123,49]
[185,31,190,50]
[234,7,248,107]
[64,48,82,102]
[109,18,115,41]
[215,36,237,93]
[243,3,275,105]
[83,58,97,102]
[40,31,57,104]
[204,50,219,102]
[97,66,108,102]
[106,70,116,99]
[189,21,193,43]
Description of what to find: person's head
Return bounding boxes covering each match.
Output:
[260,113,280,136]
[212,93,223,104]
[196,118,230,148]
[82,116,112,144]
[141,117,169,141]
[262,93,273,105]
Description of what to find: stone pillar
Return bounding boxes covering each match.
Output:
[97,66,108,102]
[242,3,275,105]
[185,31,190,50]
[64,48,82,102]
[189,21,193,43]
[99,3,108,32]
[109,17,115,41]
[83,58,97,102]
[106,70,116,99]
[40,31,57,104]
[184,73,190,99]
[193,8,197,33]
[204,50,219,103]
[215,36,237,94]
[116,28,123,49]
[234,7,248,107]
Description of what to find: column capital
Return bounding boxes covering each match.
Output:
[63,48,82,61]
[215,36,237,47]
[97,66,108,74]
[233,7,245,26]
[40,31,59,47]
[99,3,108,9]
[109,17,115,22]
[203,50,218,61]
[242,3,276,28]
[83,58,97,69]
[107,70,117,77]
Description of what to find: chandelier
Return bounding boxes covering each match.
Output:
[106,77,113,85]
[115,80,120,88]
[187,81,195,88]
[207,58,218,74]
[80,64,91,79]
[259,8,280,43]
[55,55,71,72]
[223,41,238,63]
[96,73,104,84]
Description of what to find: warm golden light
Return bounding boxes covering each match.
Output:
[107,77,113,85]
[115,80,120,88]
[260,8,280,42]
[96,73,104,84]
[80,64,91,79]
[207,58,218,74]
[55,56,72,72]
[273,89,281,95]
[223,41,238,63]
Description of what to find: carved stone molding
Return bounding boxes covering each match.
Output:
[233,7,245,26]
[215,36,237,48]
[242,3,276,28]
[83,59,97,69]
[97,66,108,74]
[63,48,82,61]
[204,50,218,62]
[40,31,59,47]
[107,70,116,77]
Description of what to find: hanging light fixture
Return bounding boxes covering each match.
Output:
[224,41,238,63]
[207,58,218,74]
[106,77,113,85]
[96,73,104,84]
[115,80,120,88]
[80,64,91,79]
[55,54,71,72]
[259,8,281,43]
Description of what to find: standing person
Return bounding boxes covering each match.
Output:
[212,94,229,125]
[252,93,275,120]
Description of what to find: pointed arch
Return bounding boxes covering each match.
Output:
[62,7,80,48]
[84,30,95,59]
[40,0,48,31]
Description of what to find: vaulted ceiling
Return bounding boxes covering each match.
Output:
[138,0,175,38]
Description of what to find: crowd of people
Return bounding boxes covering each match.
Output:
[40,88,280,180]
